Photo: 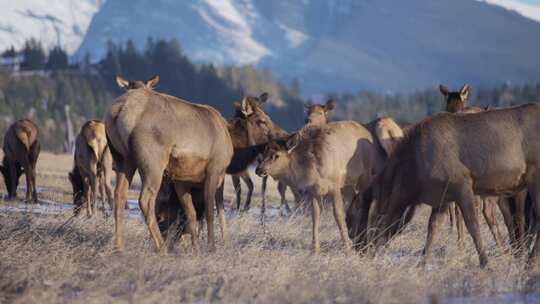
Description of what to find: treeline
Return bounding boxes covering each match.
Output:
[97,39,305,127]
[1,39,540,151]
[0,39,306,151]
[2,39,70,71]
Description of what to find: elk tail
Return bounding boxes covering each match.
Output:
[373,118,404,158]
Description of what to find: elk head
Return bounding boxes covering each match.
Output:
[439,84,470,113]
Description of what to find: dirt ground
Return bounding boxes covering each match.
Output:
[0,152,538,303]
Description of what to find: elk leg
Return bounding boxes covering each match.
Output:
[482,197,504,250]
[232,175,241,210]
[7,161,17,200]
[278,181,290,213]
[422,207,446,266]
[103,168,114,211]
[261,175,268,216]
[312,195,321,254]
[216,181,227,243]
[241,172,254,211]
[24,163,32,203]
[497,196,516,249]
[527,185,540,268]
[139,173,165,253]
[332,189,352,253]
[90,173,98,214]
[83,177,92,217]
[204,170,223,252]
[114,161,135,251]
[515,190,527,252]
[456,188,488,268]
[173,183,199,253]
[448,203,455,231]
[455,204,465,248]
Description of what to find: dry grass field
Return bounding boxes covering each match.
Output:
[0,152,539,303]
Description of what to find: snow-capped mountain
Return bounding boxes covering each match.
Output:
[0,0,104,54]
[75,0,540,94]
[480,0,540,22]
[2,0,540,94]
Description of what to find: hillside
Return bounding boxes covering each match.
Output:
[75,0,540,94]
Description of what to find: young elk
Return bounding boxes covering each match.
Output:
[68,120,114,216]
[256,121,389,253]
[0,119,40,203]
[155,176,205,245]
[440,84,505,249]
[106,75,233,252]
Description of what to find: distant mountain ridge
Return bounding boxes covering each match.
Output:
[0,0,104,54]
[3,0,540,95]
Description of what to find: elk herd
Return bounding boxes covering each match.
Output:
[1,76,540,269]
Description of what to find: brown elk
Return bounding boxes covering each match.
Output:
[0,119,40,203]
[226,94,291,213]
[356,103,540,267]
[106,75,233,252]
[304,99,336,126]
[256,120,403,253]
[439,84,505,249]
[155,176,205,244]
[68,120,114,216]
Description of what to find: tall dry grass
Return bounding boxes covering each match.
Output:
[0,153,537,303]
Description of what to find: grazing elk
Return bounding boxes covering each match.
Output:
[106,75,233,252]
[0,119,40,203]
[226,94,291,213]
[440,84,505,249]
[256,119,403,253]
[68,120,114,216]
[355,104,540,267]
[155,176,205,244]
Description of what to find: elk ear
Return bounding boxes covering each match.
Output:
[324,99,336,112]
[240,97,253,116]
[146,75,160,89]
[258,92,269,103]
[439,84,449,97]
[116,76,130,90]
[460,84,470,101]
[285,134,299,154]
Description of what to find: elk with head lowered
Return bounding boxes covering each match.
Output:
[0,119,40,203]
[68,120,114,217]
[353,103,540,268]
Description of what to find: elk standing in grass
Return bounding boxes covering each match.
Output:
[226,94,291,213]
[68,120,114,216]
[106,75,233,252]
[0,119,40,203]
[356,103,540,267]
[256,119,402,253]
[440,84,505,249]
